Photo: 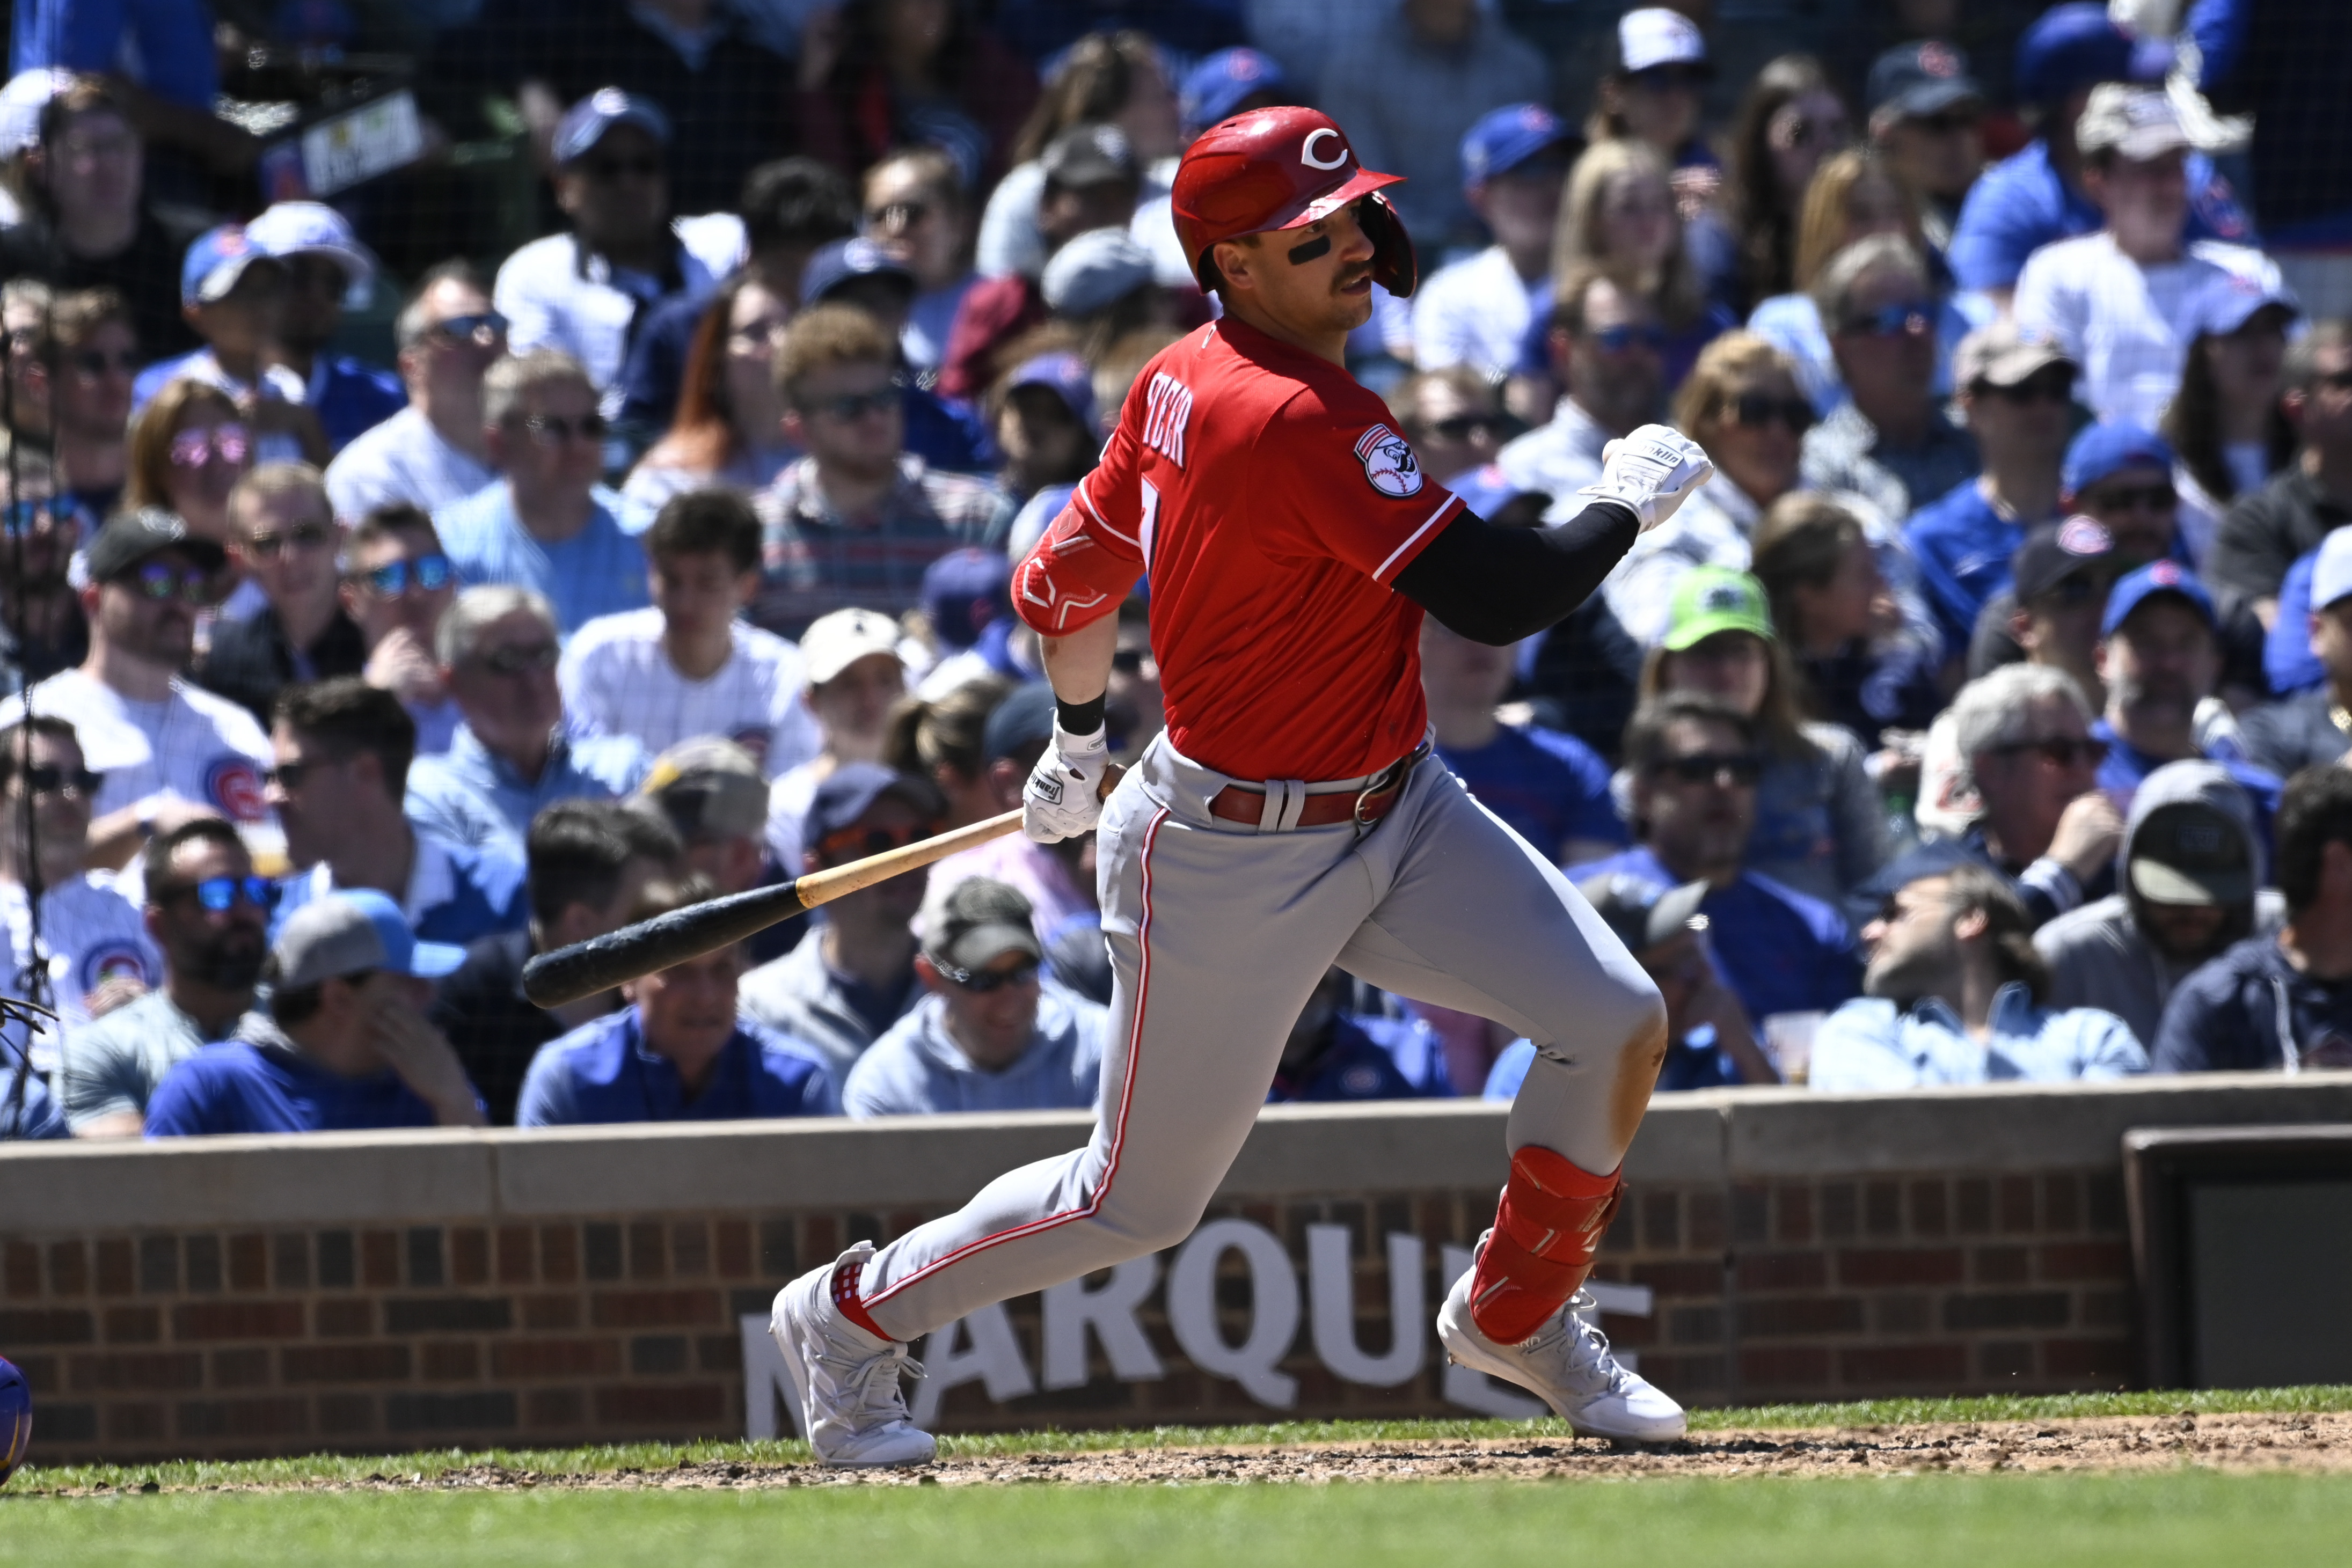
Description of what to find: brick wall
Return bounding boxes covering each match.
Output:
[2,1164,2134,1460]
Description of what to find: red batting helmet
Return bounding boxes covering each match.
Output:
[1170,106,1419,298]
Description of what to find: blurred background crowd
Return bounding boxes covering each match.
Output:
[2,0,2350,1143]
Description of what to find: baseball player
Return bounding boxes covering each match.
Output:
[771,107,1715,1463]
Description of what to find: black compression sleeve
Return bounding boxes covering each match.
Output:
[1391,500,1640,646]
[1056,693,1106,735]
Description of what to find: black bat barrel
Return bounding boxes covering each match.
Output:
[520,878,809,1008]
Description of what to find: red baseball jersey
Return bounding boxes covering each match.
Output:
[1013,317,1463,782]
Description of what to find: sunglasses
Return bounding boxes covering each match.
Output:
[264,758,336,790]
[12,764,102,797]
[1727,391,1813,434]
[355,553,454,598]
[3,496,76,536]
[476,642,559,677]
[1837,302,1935,339]
[1109,646,1148,675]
[817,820,934,862]
[429,311,508,347]
[243,520,334,560]
[865,200,933,230]
[2317,368,2352,393]
[169,425,251,468]
[1989,736,2109,770]
[1985,369,2076,404]
[930,956,1042,993]
[127,561,217,604]
[2082,482,2176,514]
[1908,109,1979,135]
[585,156,663,182]
[159,875,279,913]
[804,384,902,423]
[517,412,609,446]
[69,347,138,376]
[1586,323,1670,354]
[1628,64,1708,92]
[1652,752,1764,787]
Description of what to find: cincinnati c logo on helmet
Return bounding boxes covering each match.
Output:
[1301,128,1348,170]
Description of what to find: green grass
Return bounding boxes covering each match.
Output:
[8,1471,2352,1567]
[9,1385,2352,1495]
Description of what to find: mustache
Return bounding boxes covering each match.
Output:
[1333,260,1373,291]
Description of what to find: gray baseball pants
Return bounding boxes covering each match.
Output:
[856,730,1667,1342]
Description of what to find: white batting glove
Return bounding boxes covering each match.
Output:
[1578,424,1715,533]
[1023,722,1109,842]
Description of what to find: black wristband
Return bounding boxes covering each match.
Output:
[1056,693,1107,736]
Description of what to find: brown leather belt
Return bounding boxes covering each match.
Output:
[1207,741,1431,830]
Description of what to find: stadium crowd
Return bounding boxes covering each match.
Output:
[1,0,2349,1141]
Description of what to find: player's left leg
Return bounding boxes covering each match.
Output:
[1333,760,1682,1438]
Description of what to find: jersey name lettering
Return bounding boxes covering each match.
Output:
[1142,372,1194,468]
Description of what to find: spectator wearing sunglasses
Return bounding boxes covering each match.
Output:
[491,92,741,420]
[2207,321,2352,628]
[428,800,682,1126]
[1809,858,2144,1090]
[1496,267,1671,517]
[326,265,505,523]
[57,819,268,1136]
[338,505,463,756]
[1905,323,2079,658]
[2152,764,2352,1073]
[195,466,367,728]
[434,350,650,638]
[4,285,137,524]
[242,203,404,456]
[2012,86,2287,435]
[0,715,158,1042]
[1576,694,1860,1031]
[1387,369,1514,492]
[405,588,647,857]
[0,454,91,690]
[517,873,835,1129]
[120,379,249,551]
[0,509,274,864]
[1410,104,1571,383]
[843,875,1103,1118]
[2088,563,2280,832]
[1584,10,1718,187]
[741,764,946,1078]
[269,678,526,948]
[1865,42,1986,255]
[753,307,1008,638]
[1798,236,1980,527]
[130,226,328,469]
[145,888,486,1138]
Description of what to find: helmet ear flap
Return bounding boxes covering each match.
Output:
[1358,190,1418,300]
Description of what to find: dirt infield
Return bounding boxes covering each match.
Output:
[37,1410,2352,1494]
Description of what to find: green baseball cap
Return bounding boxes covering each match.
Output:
[1662,566,1775,651]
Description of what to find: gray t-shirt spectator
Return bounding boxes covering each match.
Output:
[737,927,923,1082]
[842,986,1106,1118]
[324,408,498,521]
[58,991,247,1131]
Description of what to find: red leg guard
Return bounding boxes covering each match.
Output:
[1467,1147,1624,1345]
[833,1259,889,1342]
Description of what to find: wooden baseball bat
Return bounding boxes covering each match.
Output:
[520,766,1122,1009]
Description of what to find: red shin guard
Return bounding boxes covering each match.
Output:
[832,1259,889,1342]
[1467,1147,1625,1345]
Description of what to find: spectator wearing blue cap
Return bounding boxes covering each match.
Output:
[2090,561,2280,830]
[1411,104,1572,381]
[2208,321,2352,622]
[2193,0,2352,321]
[2013,85,2289,433]
[130,225,328,469]
[1127,46,1293,291]
[517,873,837,1127]
[240,202,405,455]
[492,90,741,419]
[1948,3,2252,305]
[794,1,1038,192]
[741,763,947,1079]
[145,889,488,1137]
[2246,531,2352,774]
[990,351,1099,506]
[2160,266,2300,544]
[1316,0,1550,253]
[912,552,1024,699]
[2062,421,2188,568]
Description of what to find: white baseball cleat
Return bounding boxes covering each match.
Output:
[770,1242,938,1467]
[1437,1255,1687,1442]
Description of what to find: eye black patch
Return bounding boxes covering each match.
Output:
[1286,235,1333,266]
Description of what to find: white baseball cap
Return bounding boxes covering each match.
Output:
[2076,84,2188,162]
[800,606,903,686]
[246,201,378,305]
[0,69,69,155]
[2312,529,2352,615]
[2184,263,2298,341]
[1617,8,1708,75]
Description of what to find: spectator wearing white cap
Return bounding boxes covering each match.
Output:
[404,587,649,856]
[144,888,486,1137]
[242,202,405,454]
[2013,85,2291,433]
[1315,0,1550,252]
[491,90,741,417]
[2241,529,2352,774]
[561,490,820,781]
[1584,8,1718,186]
[1411,104,1573,381]
[325,264,506,522]
[763,607,907,877]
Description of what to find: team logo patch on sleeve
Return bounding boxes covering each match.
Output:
[204,758,268,823]
[1354,424,1423,498]
[78,942,152,995]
